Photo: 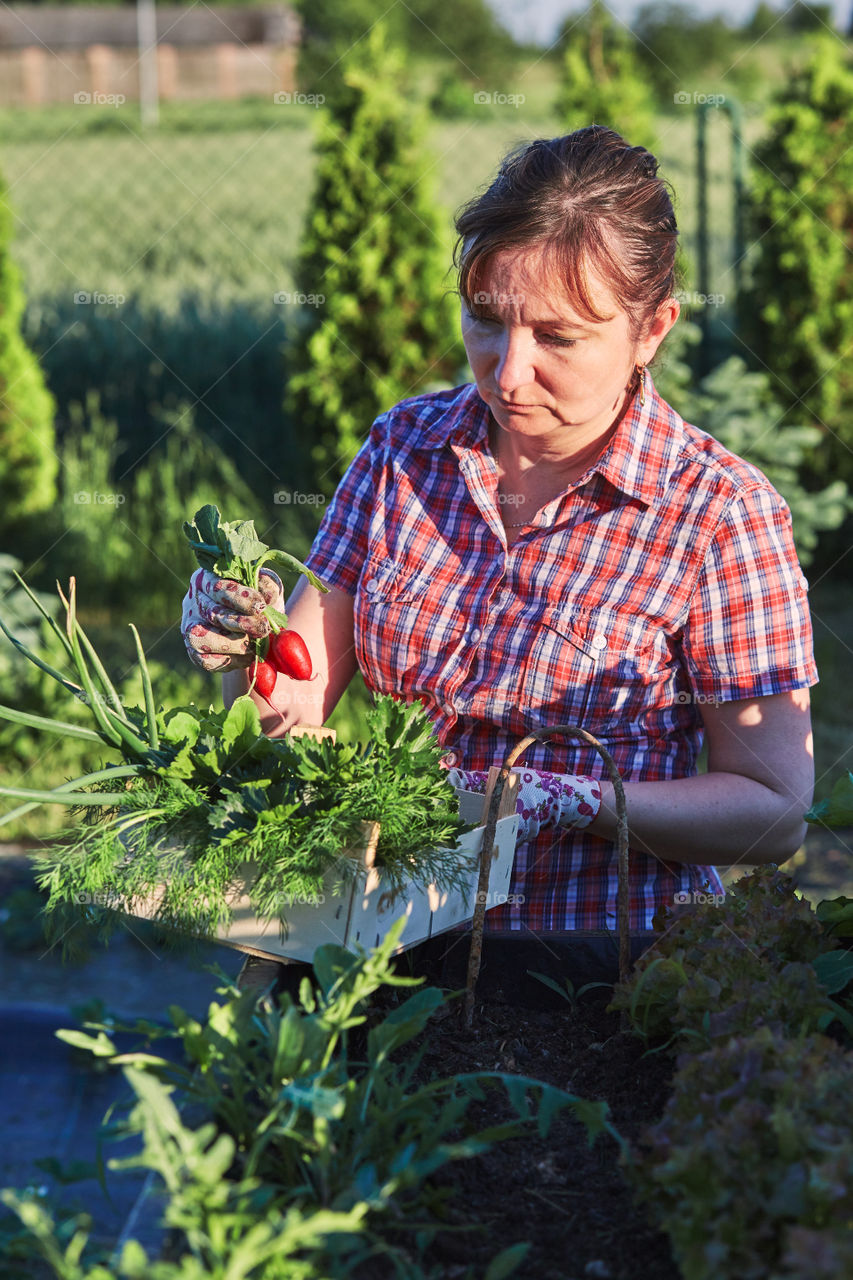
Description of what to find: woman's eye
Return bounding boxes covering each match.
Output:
[540,334,577,347]
[464,311,578,347]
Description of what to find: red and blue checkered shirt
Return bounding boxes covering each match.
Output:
[303,375,819,931]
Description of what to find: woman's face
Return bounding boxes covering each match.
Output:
[461,246,678,444]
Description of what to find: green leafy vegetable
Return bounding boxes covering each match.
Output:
[0,578,479,946]
[608,864,844,1049]
[806,770,853,828]
[182,503,328,635]
[624,1026,853,1280]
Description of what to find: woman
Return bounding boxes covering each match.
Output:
[181,127,817,933]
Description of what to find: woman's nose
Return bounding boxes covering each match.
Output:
[493,329,535,392]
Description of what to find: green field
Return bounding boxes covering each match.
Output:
[0,81,770,313]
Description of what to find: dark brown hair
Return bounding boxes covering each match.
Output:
[453,126,680,345]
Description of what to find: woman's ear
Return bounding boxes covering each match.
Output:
[639,296,680,364]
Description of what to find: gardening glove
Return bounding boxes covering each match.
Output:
[181,568,284,673]
[444,765,601,844]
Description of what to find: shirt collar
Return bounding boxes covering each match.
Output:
[591,372,686,506]
[419,376,685,508]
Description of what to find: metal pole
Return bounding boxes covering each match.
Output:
[137,0,159,128]
[726,98,745,303]
[696,103,710,375]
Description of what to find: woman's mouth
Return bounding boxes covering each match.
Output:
[495,397,541,410]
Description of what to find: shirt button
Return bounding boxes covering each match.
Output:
[443,703,454,716]
[591,633,608,651]
[469,628,481,643]
[364,579,378,594]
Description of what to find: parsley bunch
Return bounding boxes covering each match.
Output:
[0,577,477,946]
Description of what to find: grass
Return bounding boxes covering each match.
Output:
[2,125,318,307]
[0,54,784,312]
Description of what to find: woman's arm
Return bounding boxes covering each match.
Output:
[587,688,814,866]
[222,577,358,736]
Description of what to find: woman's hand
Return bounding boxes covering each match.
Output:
[223,577,360,739]
[181,568,283,672]
[445,766,601,844]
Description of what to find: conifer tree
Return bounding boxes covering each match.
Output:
[739,37,853,487]
[556,0,658,151]
[284,25,466,493]
[0,172,56,528]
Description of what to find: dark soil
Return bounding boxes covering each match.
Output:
[349,955,681,1280]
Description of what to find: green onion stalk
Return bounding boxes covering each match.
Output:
[0,574,167,823]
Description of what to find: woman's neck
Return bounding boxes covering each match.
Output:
[488,385,635,484]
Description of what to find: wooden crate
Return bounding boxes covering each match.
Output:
[129,725,520,963]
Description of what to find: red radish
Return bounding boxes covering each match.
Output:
[248,659,277,699]
[268,629,313,680]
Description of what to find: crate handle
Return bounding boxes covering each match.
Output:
[463,725,629,1026]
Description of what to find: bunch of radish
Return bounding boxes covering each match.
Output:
[250,630,313,697]
[183,505,326,706]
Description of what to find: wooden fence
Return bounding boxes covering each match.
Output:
[0,5,301,106]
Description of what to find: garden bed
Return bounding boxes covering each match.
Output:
[357,965,680,1280]
[6,855,853,1280]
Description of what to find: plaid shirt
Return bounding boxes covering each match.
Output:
[303,376,818,931]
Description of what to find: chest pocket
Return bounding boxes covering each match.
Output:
[359,557,434,604]
[518,605,670,740]
[354,556,467,695]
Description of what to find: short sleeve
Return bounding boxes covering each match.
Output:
[301,411,389,595]
[682,485,819,702]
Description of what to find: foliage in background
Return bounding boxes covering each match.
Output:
[623,1025,853,1280]
[629,2,750,102]
[18,391,307,626]
[807,768,853,829]
[652,322,851,565]
[784,0,837,33]
[2,921,617,1278]
[738,37,853,492]
[284,25,466,494]
[555,0,658,150]
[293,0,519,102]
[0,169,57,532]
[21,295,306,498]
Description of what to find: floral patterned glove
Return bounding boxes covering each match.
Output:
[181,568,283,673]
[445,765,601,843]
